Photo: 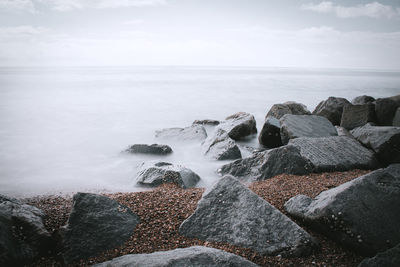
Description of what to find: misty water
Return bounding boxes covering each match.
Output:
[0,66,399,197]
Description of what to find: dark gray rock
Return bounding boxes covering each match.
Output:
[393,107,400,126]
[375,95,400,126]
[180,176,317,257]
[266,101,311,120]
[280,114,337,145]
[193,119,220,126]
[340,103,376,130]
[218,112,257,140]
[313,96,350,125]
[136,161,200,188]
[358,243,400,267]
[284,164,400,256]
[125,144,172,155]
[351,95,375,105]
[94,246,259,267]
[351,124,400,165]
[155,125,207,142]
[258,116,282,148]
[335,126,355,139]
[202,129,241,160]
[62,193,140,264]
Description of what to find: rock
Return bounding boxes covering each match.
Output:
[125,144,172,155]
[61,193,140,264]
[0,197,52,266]
[358,243,400,267]
[335,126,355,139]
[266,101,311,120]
[284,164,400,256]
[180,176,317,257]
[218,112,257,140]
[340,103,376,130]
[393,107,400,126]
[258,116,283,148]
[155,125,207,142]
[280,115,337,145]
[352,95,375,105]
[375,95,400,126]
[313,96,350,125]
[202,128,241,160]
[193,119,220,126]
[351,124,400,165]
[94,246,259,267]
[136,161,200,188]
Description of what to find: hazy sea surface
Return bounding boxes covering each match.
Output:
[0,66,399,197]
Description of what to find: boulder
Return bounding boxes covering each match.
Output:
[375,95,400,126]
[280,115,337,145]
[202,129,241,160]
[136,161,200,188]
[180,176,317,257]
[125,144,172,155]
[266,101,311,120]
[258,116,282,148]
[218,112,257,140]
[393,107,400,126]
[313,96,350,125]
[351,95,375,105]
[340,103,376,130]
[192,119,220,126]
[350,124,400,165]
[0,197,52,266]
[155,125,207,142]
[358,243,400,267]
[61,193,140,264]
[94,246,259,267]
[284,164,400,256]
[335,126,355,139]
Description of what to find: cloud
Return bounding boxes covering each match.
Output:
[302,1,400,19]
[0,0,35,12]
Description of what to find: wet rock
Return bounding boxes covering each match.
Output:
[202,129,241,160]
[393,107,400,126]
[218,112,257,140]
[192,119,220,126]
[258,116,283,148]
[284,164,400,256]
[266,101,311,119]
[155,125,207,142]
[136,161,200,188]
[180,176,318,257]
[358,243,400,267]
[125,144,172,155]
[61,193,140,264]
[340,103,376,130]
[375,95,400,126]
[351,95,375,105]
[313,96,350,125]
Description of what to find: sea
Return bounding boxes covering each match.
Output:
[0,66,399,197]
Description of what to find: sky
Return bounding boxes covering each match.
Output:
[0,0,400,69]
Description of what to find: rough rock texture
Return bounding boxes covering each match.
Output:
[375,95,400,126]
[218,112,257,140]
[393,107,400,126]
[313,96,350,125]
[61,193,140,264]
[266,101,311,120]
[192,119,220,126]
[340,103,376,130]
[351,95,375,105]
[335,126,355,139]
[258,116,282,148]
[351,124,400,165]
[0,197,52,266]
[136,161,200,188]
[180,176,317,257]
[358,243,400,267]
[284,164,400,256]
[125,144,172,155]
[94,246,259,267]
[280,114,337,144]
[155,125,207,142]
[202,128,241,160]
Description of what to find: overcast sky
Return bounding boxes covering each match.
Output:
[1,0,400,69]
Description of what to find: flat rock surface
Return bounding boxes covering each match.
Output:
[218,112,257,140]
[340,103,376,130]
[258,116,282,148]
[125,144,172,155]
[202,128,241,160]
[358,243,400,267]
[155,125,207,142]
[375,95,400,126]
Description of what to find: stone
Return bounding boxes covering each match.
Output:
[125,144,172,155]
[284,164,400,256]
[358,243,400,267]
[351,124,400,165]
[155,125,207,142]
[280,114,337,145]
[136,161,200,188]
[218,112,257,140]
[202,128,241,160]
[351,95,375,105]
[266,101,311,120]
[393,107,400,126]
[61,193,140,264]
[258,116,283,148]
[313,96,350,125]
[192,119,220,126]
[94,246,259,267]
[335,126,355,139]
[180,176,317,257]
[340,103,376,130]
[375,95,400,126]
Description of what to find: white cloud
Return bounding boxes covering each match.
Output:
[0,0,35,12]
[122,19,144,25]
[302,1,400,19]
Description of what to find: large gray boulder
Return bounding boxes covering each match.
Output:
[61,193,140,264]
[266,101,311,119]
[340,103,376,130]
[351,124,400,165]
[136,161,200,188]
[358,243,400,267]
[375,95,400,126]
[155,125,207,142]
[280,114,337,145]
[202,129,241,160]
[313,96,350,125]
[125,144,172,155]
[0,197,52,266]
[218,112,257,140]
[258,116,282,148]
[284,164,400,256]
[351,95,375,105]
[180,176,318,257]
[94,246,259,267]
